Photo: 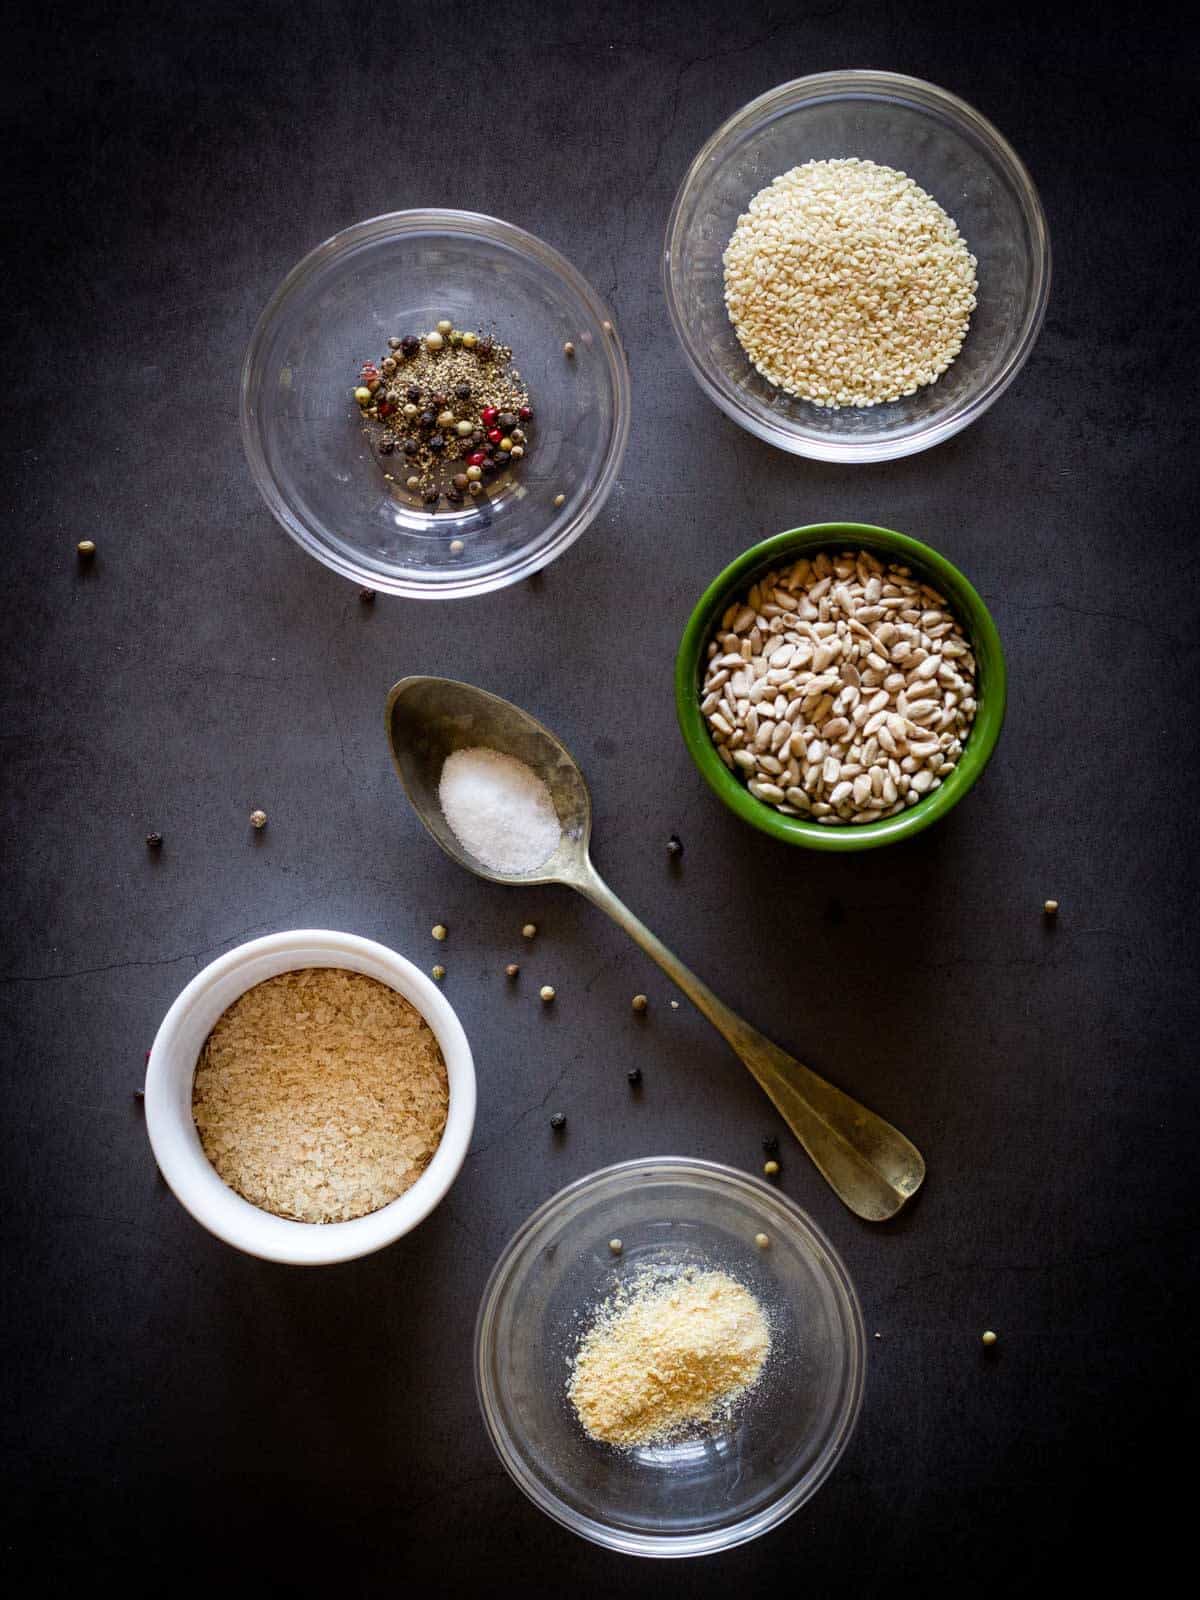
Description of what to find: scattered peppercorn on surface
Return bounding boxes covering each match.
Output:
[723,157,978,408]
[355,324,532,509]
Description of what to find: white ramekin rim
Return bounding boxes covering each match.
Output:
[144,929,476,1265]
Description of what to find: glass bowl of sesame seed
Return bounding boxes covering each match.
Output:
[241,211,630,598]
[663,71,1050,462]
[475,1157,866,1557]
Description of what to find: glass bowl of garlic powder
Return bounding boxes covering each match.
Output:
[474,1157,865,1556]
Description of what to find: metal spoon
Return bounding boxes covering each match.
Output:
[386,676,925,1222]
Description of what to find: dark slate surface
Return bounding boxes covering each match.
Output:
[3,2,1197,1591]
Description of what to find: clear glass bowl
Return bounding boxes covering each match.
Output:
[663,71,1051,462]
[240,211,630,598]
[474,1158,866,1557]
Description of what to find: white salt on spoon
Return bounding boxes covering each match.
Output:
[438,747,561,875]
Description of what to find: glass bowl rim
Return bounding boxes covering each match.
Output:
[674,522,1007,851]
[662,69,1052,463]
[473,1155,867,1558]
[239,208,631,599]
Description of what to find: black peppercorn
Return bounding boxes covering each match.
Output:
[145,832,163,849]
[431,391,448,408]
[445,486,462,504]
[477,336,494,359]
[429,433,445,452]
[482,458,498,474]
[498,412,517,430]
[401,336,420,358]
[494,451,509,466]
[454,383,471,400]
[406,385,421,403]
[666,833,684,858]
[452,473,469,492]
[378,437,395,455]
[627,1067,642,1086]
[403,438,419,455]
[550,1112,566,1130]
[762,1134,780,1155]
[419,410,436,429]
[423,488,439,505]
[359,588,376,602]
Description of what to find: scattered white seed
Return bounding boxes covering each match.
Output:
[522,923,537,940]
[249,809,267,829]
[608,1238,623,1255]
[981,1330,998,1346]
[432,924,447,941]
[539,985,555,1003]
[754,1232,770,1249]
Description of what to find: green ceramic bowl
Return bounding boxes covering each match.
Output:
[675,524,1006,851]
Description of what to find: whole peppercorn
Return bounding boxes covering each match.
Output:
[482,459,498,475]
[425,331,445,351]
[448,330,463,347]
[429,434,446,452]
[549,1111,566,1130]
[553,493,566,508]
[511,428,526,443]
[436,409,455,429]
[609,1239,623,1255]
[505,963,519,978]
[455,420,474,437]
[763,1159,780,1178]
[401,336,420,357]
[466,465,483,481]
[77,539,97,558]
[449,538,464,552]
[378,438,395,455]
[146,832,163,849]
[445,487,463,505]
[387,336,402,350]
[432,924,447,941]
[381,357,397,376]
[1043,899,1059,916]
[477,336,494,359]
[250,809,267,830]
[627,1066,642,1085]
[755,1232,770,1249]
[359,587,376,602]
[632,994,648,1013]
[519,405,532,420]
[494,452,510,467]
[436,319,453,335]
[423,488,440,505]
[403,438,419,455]
[468,482,483,498]
[406,385,422,403]
[452,473,469,492]
[762,1134,780,1155]
[509,445,524,460]
[563,341,575,358]
[461,331,477,350]
[431,392,448,408]
[982,1330,999,1347]
[498,436,513,452]
[540,985,556,1003]
[454,383,472,400]
[354,386,372,405]
[406,475,421,491]
[420,410,436,429]
[402,403,419,420]
[432,965,446,981]
[498,412,517,431]
[666,833,684,859]
[467,452,485,468]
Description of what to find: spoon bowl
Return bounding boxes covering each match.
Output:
[386,676,926,1221]
[386,676,592,886]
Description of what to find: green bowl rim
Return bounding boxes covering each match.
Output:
[674,523,1007,851]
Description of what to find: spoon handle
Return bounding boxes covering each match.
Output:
[573,863,925,1222]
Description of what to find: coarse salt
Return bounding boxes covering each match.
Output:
[438,747,561,875]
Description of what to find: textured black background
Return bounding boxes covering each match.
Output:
[3,1,1198,1592]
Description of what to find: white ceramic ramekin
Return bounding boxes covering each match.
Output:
[144,929,476,1265]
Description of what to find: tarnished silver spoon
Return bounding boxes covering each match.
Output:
[386,675,925,1222]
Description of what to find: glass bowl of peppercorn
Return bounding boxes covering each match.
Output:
[241,211,630,598]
